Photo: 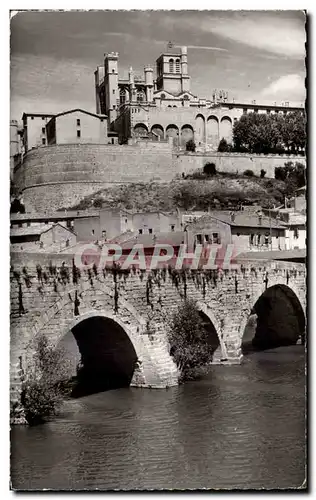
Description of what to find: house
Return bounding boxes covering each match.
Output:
[186,211,287,254]
[73,209,181,242]
[10,223,76,251]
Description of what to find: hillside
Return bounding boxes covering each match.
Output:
[59,174,289,213]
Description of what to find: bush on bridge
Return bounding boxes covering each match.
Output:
[168,299,214,382]
[21,334,71,425]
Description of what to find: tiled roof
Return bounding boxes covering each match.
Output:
[10,226,53,237]
[236,248,306,261]
[11,210,99,221]
[120,231,185,250]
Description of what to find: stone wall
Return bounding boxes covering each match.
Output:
[14,142,176,213]
[176,152,306,178]
[14,142,306,213]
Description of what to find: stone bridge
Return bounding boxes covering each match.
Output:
[10,252,306,415]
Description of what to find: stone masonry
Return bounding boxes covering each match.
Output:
[14,142,306,213]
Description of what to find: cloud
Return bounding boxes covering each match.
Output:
[184,45,228,52]
[261,74,306,101]
[181,11,306,59]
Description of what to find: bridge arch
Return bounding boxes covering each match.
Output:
[196,301,228,361]
[60,310,139,396]
[240,284,306,353]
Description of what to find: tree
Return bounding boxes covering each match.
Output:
[21,334,71,425]
[233,111,306,154]
[168,299,214,382]
[186,139,196,152]
[244,169,255,177]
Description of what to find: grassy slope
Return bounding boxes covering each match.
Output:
[59,174,287,212]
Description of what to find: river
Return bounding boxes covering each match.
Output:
[10,345,306,491]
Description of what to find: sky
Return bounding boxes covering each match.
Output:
[10,10,306,122]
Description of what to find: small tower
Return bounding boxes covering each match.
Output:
[144,65,154,102]
[129,66,137,102]
[180,46,190,93]
[104,52,119,124]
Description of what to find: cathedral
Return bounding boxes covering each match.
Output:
[94,43,303,150]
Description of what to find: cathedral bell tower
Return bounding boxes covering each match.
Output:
[155,44,190,95]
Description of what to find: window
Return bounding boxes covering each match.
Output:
[175,59,180,72]
[169,58,174,73]
[139,229,143,234]
[243,109,247,114]
[112,69,115,73]
[148,228,153,234]
[125,219,128,223]
[66,220,71,228]
[42,117,45,120]
[42,138,46,145]
[100,119,104,122]
[91,229,95,235]
[137,91,145,103]
[111,138,114,144]
[212,232,220,244]
[196,234,203,244]
[294,228,299,239]
[42,127,45,134]
[250,234,254,245]
[113,105,116,109]
[77,119,80,126]
[27,222,31,227]
[204,234,210,243]
[77,130,81,138]
[171,225,175,232]
[31,116,34,120]
[18,222,22,228]
[113,89,115,94]
[120,88,126,105]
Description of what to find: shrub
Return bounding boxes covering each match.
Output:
[244,169,255,177]
[203,162,217,176]
[186,139,196,152]
[21,334,71,425]
[168,299,214,382]
[93,197,104,208]
[260,169,266,178]
[218,138,233,152]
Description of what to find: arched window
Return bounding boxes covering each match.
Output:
[161,93,166,100]
[120,88,126,105]
[175,59,180,73]
[169,58,174,73]
[137,90,145,103]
